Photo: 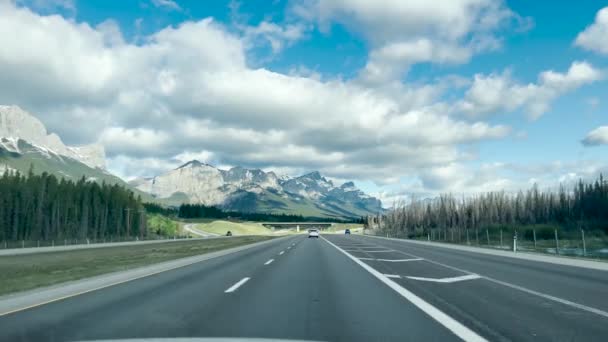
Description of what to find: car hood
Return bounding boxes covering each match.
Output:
[82,339,324,342]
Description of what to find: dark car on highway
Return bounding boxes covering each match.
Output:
[345,229,351,235]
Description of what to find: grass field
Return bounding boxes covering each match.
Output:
[327,223,364,232]
[192,220,273,236]
[0,236,274,296]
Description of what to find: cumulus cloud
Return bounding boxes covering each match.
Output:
[582,126,608,146]
[295,0,528,82]
[0,1,510,188]
[458,61,604,119]
[575,7,608,55]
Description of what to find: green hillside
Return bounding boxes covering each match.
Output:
[0,139,153,201]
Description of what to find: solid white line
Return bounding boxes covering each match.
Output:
[279,251,285,255]
[225,277,250,293]
[406,274,481,283]
[362,249,395,253]
[322,237,487,342]
[358,257,424,262]
[360,236,608,320]
[483,276,608,319]
[384,274,401,279]
[264,259,274,265]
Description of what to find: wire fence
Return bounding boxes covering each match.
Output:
[373,227,608,260]
[0,234,194,250]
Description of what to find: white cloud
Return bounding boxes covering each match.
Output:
[458,61,604,119]
[243,21,308,54]
[582,126,608,146]
[0,1,509,187]
[575,7,608,55]
[151,0,181,11]
[99,127,171,155]
[295,0,526,82]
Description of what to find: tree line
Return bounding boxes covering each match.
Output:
[0,169,146,242]
[378,175,608,238]
[176,203,361,223]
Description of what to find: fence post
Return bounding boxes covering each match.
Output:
[466,229,470,245]
[513,231,517,252]
[486,229,490,246]
[427,233,430,241]
[533,229,537,249]
[581,229,586,257]
[499,229,502,248]
[554,229,559,255]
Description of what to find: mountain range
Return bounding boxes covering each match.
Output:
[0,105,382,218]
[130,161,382,218]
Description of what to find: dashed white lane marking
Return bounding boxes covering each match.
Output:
[279,251,285,255]
[225,277,250,293]
[322,237,487,342]
[361,237,608,320]
[361,249,395,253]
[264,259,274,265]
[359,258,423,262]
[406,274,481,283]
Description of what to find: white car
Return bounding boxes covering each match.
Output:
[308,229,319,238]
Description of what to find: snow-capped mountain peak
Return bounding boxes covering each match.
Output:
[0,105,106,169]
[131,162,382,217]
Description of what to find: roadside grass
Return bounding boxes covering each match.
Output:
[325,223,364,233]
[0,236,274,296]
[193,220,272,236]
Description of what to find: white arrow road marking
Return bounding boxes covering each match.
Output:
[406,274,481,283]
[322,237,487,342]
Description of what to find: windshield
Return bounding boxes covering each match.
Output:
[1,1,608,342]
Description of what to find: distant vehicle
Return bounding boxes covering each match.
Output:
[345,229,351,235]
[226,231,232,237]
[308,229,319,238]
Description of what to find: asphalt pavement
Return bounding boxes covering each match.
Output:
[1,233,607,341]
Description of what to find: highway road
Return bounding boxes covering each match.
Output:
[1,234,608,341]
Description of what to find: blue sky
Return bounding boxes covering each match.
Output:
[2,0,608,203]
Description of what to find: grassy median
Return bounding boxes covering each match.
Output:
[0,236,274,296]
